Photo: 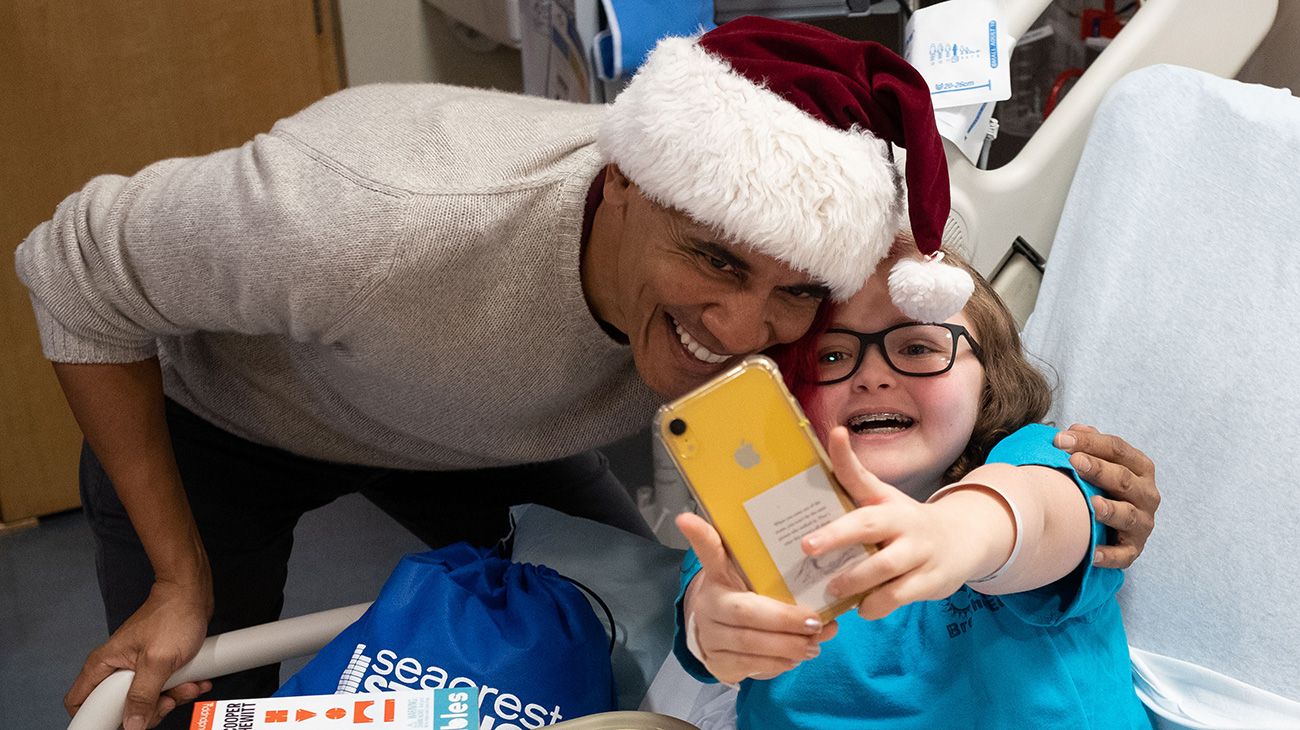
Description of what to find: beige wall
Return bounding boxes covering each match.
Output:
[336,0,522,90]
[1238,2,1300,93]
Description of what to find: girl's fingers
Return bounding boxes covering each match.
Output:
[692,592,828,685]
[826,427,897,507]
[680,511,826,630]
[708,652,803,685]
[709,586,826,638]
[697,619,822,666]
[826,541,914,600]
[815,619,839,644]
[803,503,899,556]
[677,512,744,588]
[855,575,911,621]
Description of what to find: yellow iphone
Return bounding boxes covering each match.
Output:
[655,355,872,621]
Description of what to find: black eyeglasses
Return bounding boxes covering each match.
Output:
[814,322,984,385]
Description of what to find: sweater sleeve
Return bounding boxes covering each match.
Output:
[14,130,407,364]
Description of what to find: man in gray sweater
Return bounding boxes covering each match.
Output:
[15,18,1159,730]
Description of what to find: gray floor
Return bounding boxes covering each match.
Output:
[0,432,653,729]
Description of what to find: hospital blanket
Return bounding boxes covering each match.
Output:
[1022,64,1300,705]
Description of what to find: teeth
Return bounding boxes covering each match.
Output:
[673,320,729,364]
[847,413,914,433]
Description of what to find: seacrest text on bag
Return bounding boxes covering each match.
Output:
[347,644,565,729]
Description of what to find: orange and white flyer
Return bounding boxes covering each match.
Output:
[190,687,478,730]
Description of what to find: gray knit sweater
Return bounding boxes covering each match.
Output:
[15,84,662,470]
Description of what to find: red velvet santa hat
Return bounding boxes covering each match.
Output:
[598,16,973,322]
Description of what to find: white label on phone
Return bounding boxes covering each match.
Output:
[744,466,866,608]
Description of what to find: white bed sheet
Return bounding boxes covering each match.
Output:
[1023,64,1300,718]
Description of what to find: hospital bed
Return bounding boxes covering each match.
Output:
[69,1,1292,727]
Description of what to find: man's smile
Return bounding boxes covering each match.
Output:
[670,315,729,364]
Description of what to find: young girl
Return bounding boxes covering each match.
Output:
[674,243,1151,728]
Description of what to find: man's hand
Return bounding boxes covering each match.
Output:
[1054,424,1159,569]
[676,513,836,685]
[54,359,215,728]
[65,580,213,729]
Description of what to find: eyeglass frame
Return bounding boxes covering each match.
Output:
[814,322,985,385]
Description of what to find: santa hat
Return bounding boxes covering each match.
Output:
[598,16,973,322]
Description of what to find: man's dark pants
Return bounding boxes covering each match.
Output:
[79,399,651,729]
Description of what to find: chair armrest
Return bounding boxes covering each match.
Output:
[68,603,370,730]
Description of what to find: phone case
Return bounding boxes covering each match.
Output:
[655,355,871,620]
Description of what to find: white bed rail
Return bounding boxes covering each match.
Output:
[68,604,369,730]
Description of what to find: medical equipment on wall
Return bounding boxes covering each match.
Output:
[992,0,1141,165]
[522,0,905,103]
[944,0,1276,325]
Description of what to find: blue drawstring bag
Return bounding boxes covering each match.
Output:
[276,542,617,726]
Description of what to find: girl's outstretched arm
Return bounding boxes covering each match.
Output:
[802,428,1090,620]
[937,461,1091,596]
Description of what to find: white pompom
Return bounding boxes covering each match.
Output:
[888,253,975,322]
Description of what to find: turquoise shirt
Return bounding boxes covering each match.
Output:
[674,424,1151,729]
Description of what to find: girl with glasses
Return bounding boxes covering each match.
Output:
[672,239,1150,728]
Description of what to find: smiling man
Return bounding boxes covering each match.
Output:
[582,168,831,397]
[15,16,1158,730]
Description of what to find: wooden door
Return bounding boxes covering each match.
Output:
[0,0,343,522]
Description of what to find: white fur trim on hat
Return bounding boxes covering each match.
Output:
[598,36,902,300]
[888,253,974,323]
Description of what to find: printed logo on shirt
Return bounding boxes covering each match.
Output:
[334,643,564,729]
[942,588,1004,639]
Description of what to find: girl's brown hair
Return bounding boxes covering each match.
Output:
[771,238,1052,484]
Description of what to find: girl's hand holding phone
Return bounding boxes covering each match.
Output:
[676,512,838,685]
[802,427,1012,620]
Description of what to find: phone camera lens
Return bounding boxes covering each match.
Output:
[669,418,687,436]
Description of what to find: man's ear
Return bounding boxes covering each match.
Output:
[602,164,634,207]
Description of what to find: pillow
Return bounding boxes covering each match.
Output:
[509,504,687,711]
